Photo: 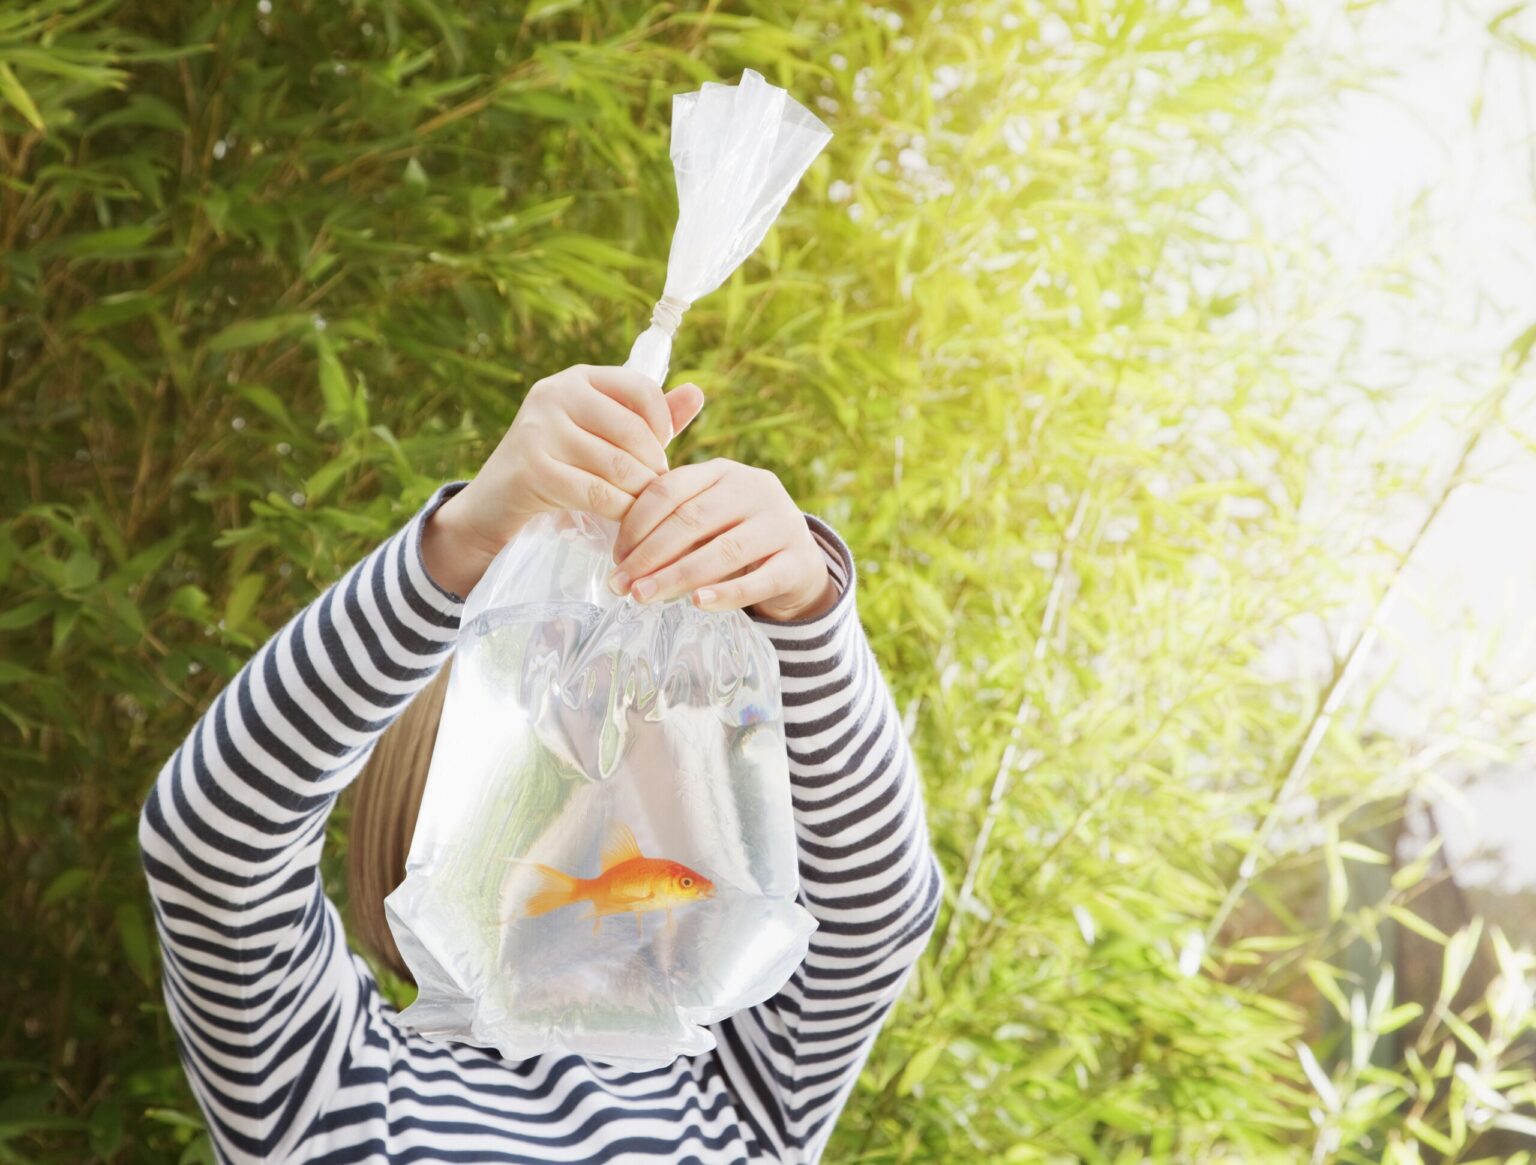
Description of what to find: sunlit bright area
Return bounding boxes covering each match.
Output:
[1273,0,1536,927]
[5,1,1536,1160]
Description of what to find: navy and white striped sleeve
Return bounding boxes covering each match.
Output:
[136,481,468,1165]
[720,513,944,1164]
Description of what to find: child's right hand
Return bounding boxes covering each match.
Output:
[421,365,706,597]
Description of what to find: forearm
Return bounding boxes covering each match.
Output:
[726,515,941,1162]
[139,481,468,893]
[136,481,470,1162]
[750,515,942,964]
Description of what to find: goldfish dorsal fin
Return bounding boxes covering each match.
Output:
[600,821,643,872]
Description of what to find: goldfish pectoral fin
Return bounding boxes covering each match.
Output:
[608,887,654,905]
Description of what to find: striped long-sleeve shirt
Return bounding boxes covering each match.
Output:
[138,480,942,1164]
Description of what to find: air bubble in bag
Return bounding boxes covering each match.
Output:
[385,70,832,1067]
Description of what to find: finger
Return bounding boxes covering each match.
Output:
[548,462,638,524]
[626,517,783,605]
[665,383,706,440]
[690,551,796,613]
[584,365,675,447]
[613,460,729,564]
[617,489,743,589]
[561,425,660,500]
[568,385,670,476]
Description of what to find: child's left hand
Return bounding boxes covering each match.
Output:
[608,457,838,623]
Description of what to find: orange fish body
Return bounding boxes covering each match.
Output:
[512,822,714,934]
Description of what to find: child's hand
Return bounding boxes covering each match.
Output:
[607,459,838,623]
[423,365,705,595]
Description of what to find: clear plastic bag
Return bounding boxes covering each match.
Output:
[624,68,838,385]
[385,70,832,1067]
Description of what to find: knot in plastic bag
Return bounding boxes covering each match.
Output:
[649,294,691,338]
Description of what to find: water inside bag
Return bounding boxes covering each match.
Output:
[385,508,817,1066]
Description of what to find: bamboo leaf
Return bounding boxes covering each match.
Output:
[40,867,91,906]
[1387,905,1450,946]
[115,902,153,985]
[896,1043,946,1096]
[206,314,312,353]
[0,61,44,130]
[223,575,265,632]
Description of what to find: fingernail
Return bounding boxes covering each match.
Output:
[695,588,717,606]
[632,577,656,601]
[608,571,629,596]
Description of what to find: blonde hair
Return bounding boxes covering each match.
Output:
[344,656,454,985]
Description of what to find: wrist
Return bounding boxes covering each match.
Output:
[420,492,509,598]
[751,565,838,623]
[793,571,841,619]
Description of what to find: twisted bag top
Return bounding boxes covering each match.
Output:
[625,68,832,385]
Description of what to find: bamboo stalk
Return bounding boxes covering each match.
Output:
[1205,364,1523,947]
[936,483,1092,966]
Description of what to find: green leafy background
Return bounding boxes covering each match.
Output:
[3,1,1533,1161]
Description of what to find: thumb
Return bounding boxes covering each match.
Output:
[664,383,706,444]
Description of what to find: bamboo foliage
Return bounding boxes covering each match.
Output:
[2,1,1532,1162]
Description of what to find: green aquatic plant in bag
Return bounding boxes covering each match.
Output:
[385,70,833,1067]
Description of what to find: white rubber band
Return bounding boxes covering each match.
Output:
[650,294,691,337]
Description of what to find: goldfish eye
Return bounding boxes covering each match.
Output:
[681,877,693,888]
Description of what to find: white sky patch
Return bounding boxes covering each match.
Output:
[1260,2,1536,893]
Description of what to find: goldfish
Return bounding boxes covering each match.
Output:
[505,821,715,935]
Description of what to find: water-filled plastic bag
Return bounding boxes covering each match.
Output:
[385,70,832,1066]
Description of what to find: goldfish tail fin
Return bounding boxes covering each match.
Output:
[523,863,580,918]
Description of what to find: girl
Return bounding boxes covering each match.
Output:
[138,364,943,1164]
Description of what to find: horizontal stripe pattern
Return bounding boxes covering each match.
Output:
[139,482,941,1163]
